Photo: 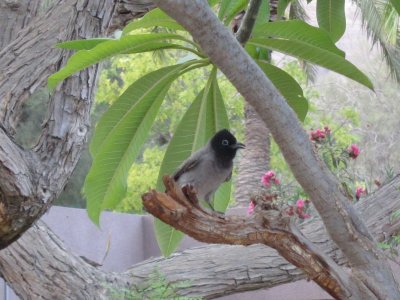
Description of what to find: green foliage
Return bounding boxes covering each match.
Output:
[106,269,201,300]
[316,0,346,42]
[116,147,164,213]
[219,0,248,25]
[85,64,197,225]
[57,39,111,50]
[390,0,400,15]
[256,60,308,121]
[122,8,185,35]
[278,0,294,17]
[48,33,200,90]
[50,0,376,255]
[250,20,373,89]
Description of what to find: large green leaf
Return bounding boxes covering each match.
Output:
[248,38,373,90]
[154,68,230,256]
[48,33,195,90]
[253,20,345,57]
[390,0,400,15]
[122,8,184,35]
[257,61,308,122]
[316,0,346,42]
[219,0,248,25]
[254,0,270,31]
[277,0,293,17]
[85,64,189,225]
[57,39,111,50]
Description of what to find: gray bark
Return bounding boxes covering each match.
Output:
[0,0,119,247]
[2,175,399,299]
[153,0,400,298]
[0,0,41,50]
[234,103,271,206]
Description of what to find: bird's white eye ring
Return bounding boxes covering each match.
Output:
[222,139,229,146]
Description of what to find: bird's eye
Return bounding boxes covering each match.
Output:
[222,139,229,146]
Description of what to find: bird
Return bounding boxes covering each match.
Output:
[172,129,245,210]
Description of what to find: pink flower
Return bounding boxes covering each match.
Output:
[348,144,360,159]
[296,199,305,209]
[310,129,326,141]
[355,187,367,200]
[261,170,280,187]
[247,200,255,215]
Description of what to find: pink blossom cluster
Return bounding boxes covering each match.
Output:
[355,187,367,200]
[310,126,331,142]
[347,144,360,159]
[287,199,311,219]
[261,170,280,187]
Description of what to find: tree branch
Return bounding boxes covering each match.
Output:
[236,0,263,44]
[142,176,377,299]
[152,1,400,297]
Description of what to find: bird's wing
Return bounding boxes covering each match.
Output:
[172,148,206,181]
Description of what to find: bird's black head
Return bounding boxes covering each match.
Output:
[210,129,245,166]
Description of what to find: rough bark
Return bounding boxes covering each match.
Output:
[234,98,271,207]
[109,0,155,33]
[0,0,124,248]
[0,0,41,50]
[2,175,399,299]
[152,1,400,298]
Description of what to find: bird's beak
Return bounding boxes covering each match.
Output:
[232,142,245,149]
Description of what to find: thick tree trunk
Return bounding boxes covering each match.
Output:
[235,103,270,207]
[0,0,118,248]
[0,0,41,50]
[1,175,399,299]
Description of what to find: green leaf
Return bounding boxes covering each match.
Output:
[390,0,400,15]
[253,20,345,57]
[219,0,248,25]
[277,0,293,17]
[154,67,230,256]
[257,60,308,121]
[85,64,189,225]
[56,39,111,50]
[248,38,373,90]
[48,33,193,90]
[122,8,184,35]
[208,0,221,7]
[254,0,270,31]
[316,0,346,42]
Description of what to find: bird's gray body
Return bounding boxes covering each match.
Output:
[173,143,232,203]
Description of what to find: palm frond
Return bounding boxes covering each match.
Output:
[352,0,400,82]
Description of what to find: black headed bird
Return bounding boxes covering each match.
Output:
[173,129,245,210]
